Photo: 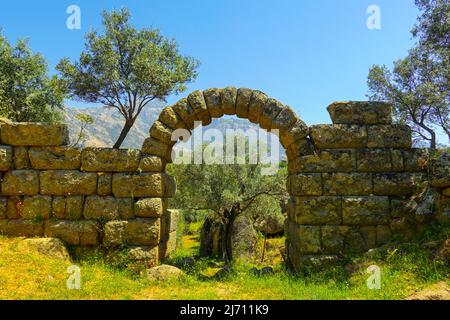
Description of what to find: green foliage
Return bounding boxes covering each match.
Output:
[0,33,65,122]
[71,112,94,147]
[57,8,199,148]
[368,1,449,148]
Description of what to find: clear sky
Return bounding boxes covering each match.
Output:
[0,0,419,126]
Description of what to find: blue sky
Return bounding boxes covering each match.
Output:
[0,0,419,126]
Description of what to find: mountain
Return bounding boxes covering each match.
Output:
[64,102,286,160]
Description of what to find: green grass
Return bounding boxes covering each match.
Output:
[0,223,448,300]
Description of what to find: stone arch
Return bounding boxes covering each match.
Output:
[142,87,313,267]
[144,88,428,271]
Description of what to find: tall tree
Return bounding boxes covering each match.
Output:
[0,33,65,122]
[57,9,199,148]
[367,0,449,148]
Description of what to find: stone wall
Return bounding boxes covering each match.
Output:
[0,121,178,267]
[0,87,446,272]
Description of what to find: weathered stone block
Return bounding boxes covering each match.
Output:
[40,170,97,196]
[247,91,268,124]
[402,149,429,172]
[172,98,196,130]
[139,155,165,172]
[97,173,112,196]
[236,88,253,119]
[188,90,211,126]
[45,221,99,246]
[22,196,52,220]
[6,196,23,219]
[83,196,133,220]
[259,98,284,130]
[288,223,321,254]
[160,231,177,258]
[323,173,372,196]
[221,87,237,115]
[286,138,315,161]
[29,147,81,170]
[158,106,185,130]
[327,101,392,125]
[103,221,127,247]
[125,218,160,246]
[289,149,355,173]
[135,198,164,218]
[356,149,392,172]
[203,88,223,118]
[0,145,12,171]
[430,152,450,188]
[0,197,7,219]
[373,173,424,196]
[52,196,84,220]
[80,148,140,172]
[112,173,164,197]
[2,170,39,195]
[163,174,176,197]
[279,120,309,149]
[342,197,390,225]
[391,149,404,171]
[289,174,322,196]
[390,197,410,218]
[161,209,179,235]
[13,147,30,170]
[321,226,350,254]
[150,121,174,145]
[142,138,170,159]
[293,197,341,225]
[272,105,298,132]
[367,125,412,148]
[310,125,367,149]
[1,123,69,146]
[0,220,43,237]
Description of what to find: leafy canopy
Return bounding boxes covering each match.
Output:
[0,33,65,122]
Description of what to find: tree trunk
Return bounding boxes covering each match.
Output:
[222,205,241,264]
[113,119,134,149]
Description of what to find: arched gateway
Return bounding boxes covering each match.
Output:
[0,87,428,271]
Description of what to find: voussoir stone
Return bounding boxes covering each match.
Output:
[112,173,164,197]
[327,101,392,125]
[29,147,81,170]
[40,170,97,196]
[247,90,268,124]
[158,106,185,130]
[81,148,140,172]
[280,119,309,149]
[1,123,69,146]
[235,88,253,119]
[221,87,238,116]
[172,98,196,130]
[139,155,165,172]
[188,90,211,126]
[203,88,223,118]
[259,98,284,130]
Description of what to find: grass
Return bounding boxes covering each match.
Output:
[0,223,448,300]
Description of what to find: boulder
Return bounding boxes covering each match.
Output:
[18,238,71,261]
[147,265,184,281]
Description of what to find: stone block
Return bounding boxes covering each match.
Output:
[310,125,367,149]
[22,196,52,220]
[356,149,392,172]
[106,218,161,247]
[0,197,6,219]
[247,91,268,124]
[373,173,425,196]
[367,124,412,148]
[323,173,372,196]
[13,147,30,169]
[293,196,342,225]
[235,88,253,119]
[286,138,315,161]
[271,105,298,132]
[97,173,112,196]
[390,197,410,218]
[0,145,12,171]
[138,155,165,172]
[288,223,321,254]
[0,220,43,237]
[342,197,390,225]
[150,121,174,145]
[103,221,128,247]
[83,196,133,220]
[172,98,196,130]
[142,138,170,159]
[29,147,81,170]
[135,198,164,218]
[2,170,39,196]
[1,123,69,146]
[112,173,164,198]
[221,87,237,116]
[279,119,309,149]
[6,196,23,219]
[203,88,223,118]
[259,98,284,130]
[158,106,185,130]
[289,149,355,173]
[45,221,99,246]
[188,90,211,125]
[40,170,97,196]
[321,226,350,254]
[327,101,392,125]
[80,148,140,172]
[289,174,322,196]
[52,196,84,220]
[430,152,450,188]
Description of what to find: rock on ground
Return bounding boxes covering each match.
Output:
[18,238,71,261]
[147,265,184,281]
[407,282,450,300]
